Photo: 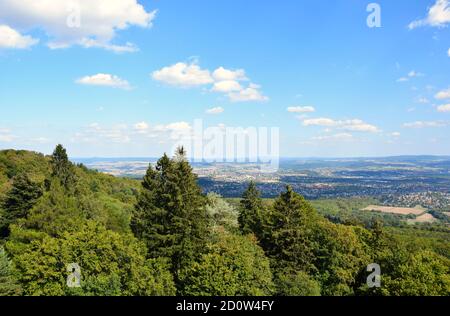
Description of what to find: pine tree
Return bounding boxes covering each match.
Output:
[238,181,266,237]
[0,247,22,296]
[131,148,209,284]
[50,144,76,190]
[263,185,318,272]
[0,173,42,237]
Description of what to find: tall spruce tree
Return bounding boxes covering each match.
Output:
[238,181,265,237]
[50,144,76,190]
[131,147,209,284]
[0,173,42,237]
[263,185,318,272]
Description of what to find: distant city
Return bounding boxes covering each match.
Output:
[72,156,450,212]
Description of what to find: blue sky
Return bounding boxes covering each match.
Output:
[1,0,450,158]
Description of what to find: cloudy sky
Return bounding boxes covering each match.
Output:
[1,0,450,158]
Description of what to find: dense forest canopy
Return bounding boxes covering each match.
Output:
[0,146,448,296]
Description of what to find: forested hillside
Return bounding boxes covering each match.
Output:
[0,146,449,296]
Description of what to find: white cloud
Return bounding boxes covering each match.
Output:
[302,118,379,133]
[287,106,315,113]
[212,80,242,93]
[397,77,409,83]
[0,135,14,142]
[152,62,214,87]
[303,118,338,127]
[408,70,424,77]
[135,120,192,135]
[408,0,450,29]
[134,121,149,133]
[76,38,138,53]
[0,128,15,142]
[437,104,450,112]
[227,84,269,102]
[152,62,268,102]
[165,121,191,131]
[312,133,354,141]
[206,107,224,115]
[397,70,424,82]
[31,137,51,144]
[212,67,247,81]
[0,0,156,52]
[72,123,130,144]
[435,88,450,100]
[403,121,448,128]
[448,48,450,56]
[415,97,430,104]
[391,132,401,137]
[76,73,131,89]
[343,120,380,133]
[0,24,39,49]
[134,122,149,130]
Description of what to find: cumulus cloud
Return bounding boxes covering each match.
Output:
[206,107,224,114]
[76,73,131,89]
[0,0,156,52]
[227,84,269,102]
[212,80,242,93]
[408,0,450,29]
[212,67,247,82]
[287,106,315,113]
[302,118,380,133]
[0,24,39,49]
[435,88,450,100]
[133,121,149,134]
[437,104,450,112]
[152,62,214,87]
[152,62,268,102]
[303,118,337,127]
[403,121,448,128]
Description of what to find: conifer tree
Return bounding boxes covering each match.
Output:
[131,147,209,284]
[50,144,76,190]
[238,181,265,237]
[0,173,42,237]
[263,185,318,272]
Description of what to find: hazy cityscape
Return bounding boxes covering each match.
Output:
[74,156,450,210]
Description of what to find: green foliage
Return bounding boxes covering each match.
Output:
[131,148,209,282]
[263,185,319,273]
[7,221,176,296]
[205,192,238,231]
[238,181,265,236]
[0,173,42,237]
[50,144,76,190]
[1,148,449,297]
[311,197,406,227]
[23,179,85,237]
[377,250,450,296]
[0,149,49,184]
[180,229,274,296]
[0,247,22,296]
[312,220,370,296]
[274,269,321,296]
